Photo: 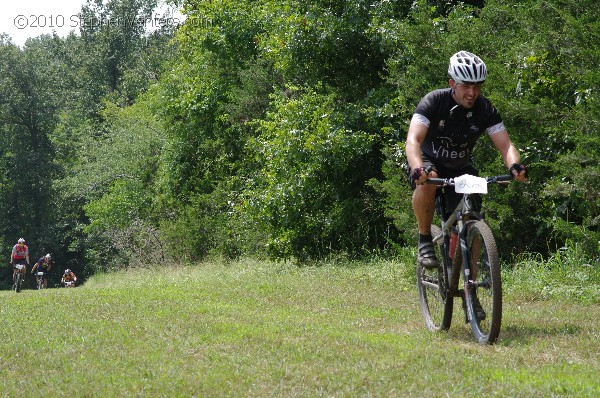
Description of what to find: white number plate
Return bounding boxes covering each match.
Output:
[455,174,488,194]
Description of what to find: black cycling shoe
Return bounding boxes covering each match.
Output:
[417,241,440,269]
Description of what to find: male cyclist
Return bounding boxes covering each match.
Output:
[10,238,30,283]
[405,51,528,319]
[32,253,53,289]
[61,269,77,287]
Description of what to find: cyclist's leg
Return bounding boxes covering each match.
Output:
[411,158,441,268]
[411,158,438,236]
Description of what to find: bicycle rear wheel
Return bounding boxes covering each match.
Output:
[417,225,453,331]
[465,221,502,344]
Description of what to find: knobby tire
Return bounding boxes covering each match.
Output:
[417,225,453,331]
[465,221,502,344]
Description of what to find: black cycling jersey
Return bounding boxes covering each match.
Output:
[35,258,51,272]
[413,88,504,169]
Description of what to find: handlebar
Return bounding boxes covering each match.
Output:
[426,174,514,186]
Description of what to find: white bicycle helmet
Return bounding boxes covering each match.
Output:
[448,51,487,84]
[45,254,52,260]
[17,238,25,244]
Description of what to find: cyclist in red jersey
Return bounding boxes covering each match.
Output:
[10,238,30,282]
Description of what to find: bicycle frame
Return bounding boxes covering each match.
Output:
[429,174,512,256]
[431,184,482,284]
[436,188,482,323]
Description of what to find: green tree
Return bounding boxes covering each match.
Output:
[379,0,600,260]
[48,0,178,273]
[247,86,381,259]
[0,37,65,256]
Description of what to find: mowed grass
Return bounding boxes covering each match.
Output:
[1,258,598,397]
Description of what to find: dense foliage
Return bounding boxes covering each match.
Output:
[0,0,598,281]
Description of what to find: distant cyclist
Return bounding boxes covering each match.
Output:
[32,253,53,289]
[61,269,77,287]
[10,238,30,282]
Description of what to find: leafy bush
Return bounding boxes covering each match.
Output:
[248,85,383,260]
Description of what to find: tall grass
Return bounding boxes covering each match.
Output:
[503,240,600,304]
[0,256,598,397]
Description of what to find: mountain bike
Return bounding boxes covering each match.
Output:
[416,173,513,344]
[36,271,46,290]
[12,263,26,292]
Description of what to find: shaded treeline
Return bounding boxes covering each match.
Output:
[0,0,598,282]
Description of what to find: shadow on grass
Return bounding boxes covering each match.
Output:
[432,310,582,346]
[497,323,581,345]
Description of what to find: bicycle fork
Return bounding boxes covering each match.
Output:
[451,225,478,324]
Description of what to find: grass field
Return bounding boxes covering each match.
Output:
[1,258,598,397]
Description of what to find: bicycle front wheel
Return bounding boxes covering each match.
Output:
[417,225,453,331]
[15,273,22,293]
[465,221,502,344]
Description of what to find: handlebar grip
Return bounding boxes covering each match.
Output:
[490,174,514,182]
[426,178,448,185]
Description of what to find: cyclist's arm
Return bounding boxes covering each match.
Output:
[490,130,527,181]
[406,117,430,184]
